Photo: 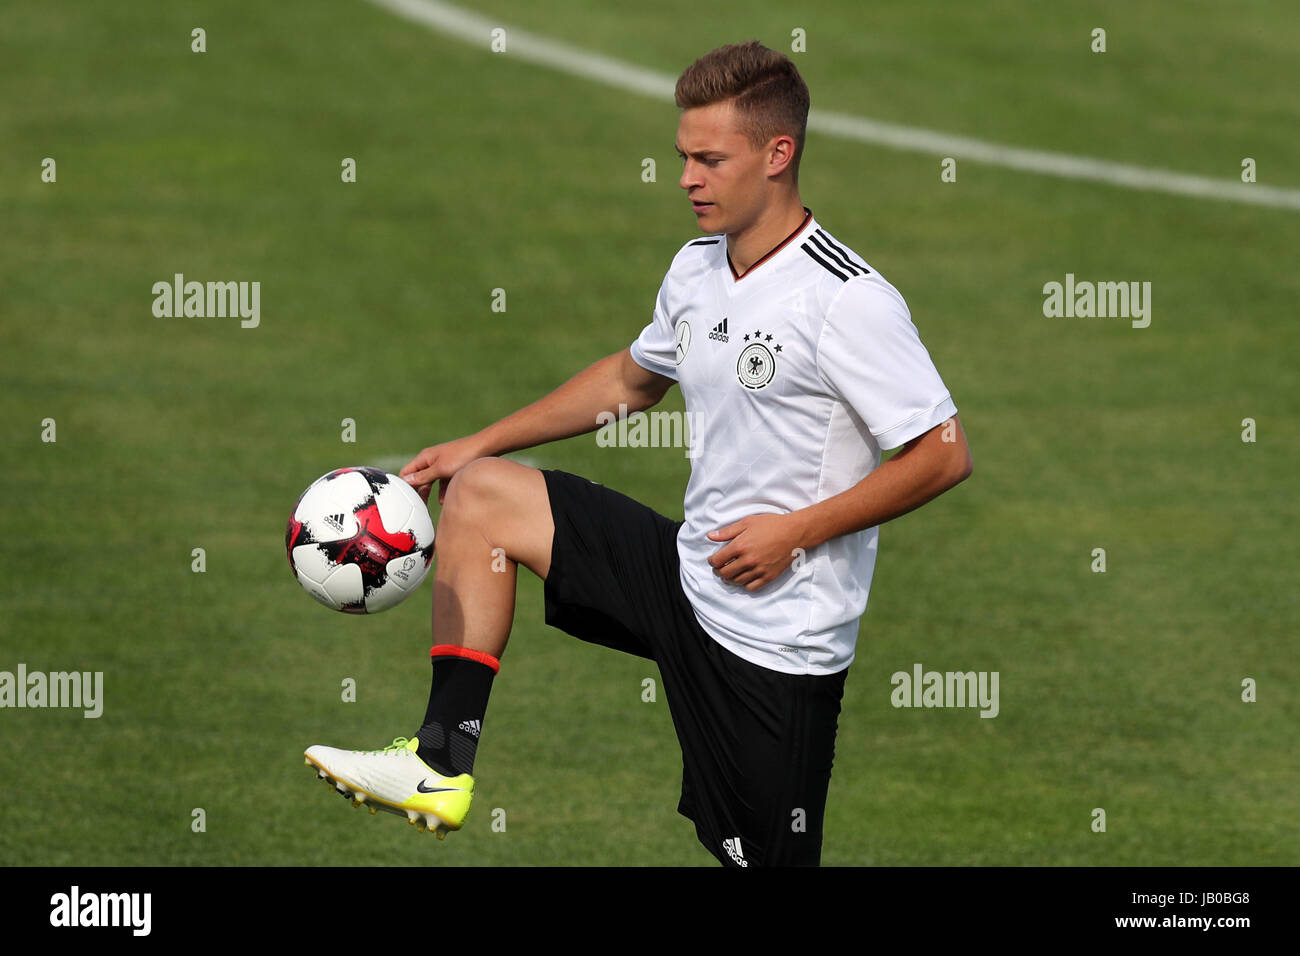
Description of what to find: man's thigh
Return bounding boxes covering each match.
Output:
[539,469,685,660]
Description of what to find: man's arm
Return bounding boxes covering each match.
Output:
[478,347,674,457]
[401,348,674,502]
[707,415,972,590]
[794,414,972,551]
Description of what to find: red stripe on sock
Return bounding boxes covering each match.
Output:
[430,644,501,674]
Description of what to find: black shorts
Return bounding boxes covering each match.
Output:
[540,469,848,867]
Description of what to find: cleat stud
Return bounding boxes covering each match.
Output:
[368,807,377,815]
[352,799,362,808]
[436,829,447,841]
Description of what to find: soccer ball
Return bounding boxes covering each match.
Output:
[285,466,435,613]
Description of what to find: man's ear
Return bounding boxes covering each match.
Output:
[767,134,797,178]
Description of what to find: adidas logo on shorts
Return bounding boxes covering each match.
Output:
[458,719,481,738]
[708,317,730,343]
[722,836,748,867]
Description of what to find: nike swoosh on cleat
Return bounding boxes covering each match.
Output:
[416,780,462,793]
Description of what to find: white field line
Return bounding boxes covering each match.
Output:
[362,0,1299,212]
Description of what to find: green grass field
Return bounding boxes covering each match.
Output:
[2,0,1297,866]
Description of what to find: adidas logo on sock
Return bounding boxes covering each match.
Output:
[458,719,481,738]
[722,836,748,867]
[708,316,729,343]
[322,513,347,533]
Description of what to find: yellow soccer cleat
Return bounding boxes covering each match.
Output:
[304,736,473,837]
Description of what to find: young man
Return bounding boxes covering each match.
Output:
[304,40,971,866]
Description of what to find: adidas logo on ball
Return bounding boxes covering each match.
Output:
[286,466,436,615]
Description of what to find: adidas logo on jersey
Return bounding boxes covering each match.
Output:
[323,513,347,533]
[722,836,748,867]
[458,719,481,738]
[708,317,730,343]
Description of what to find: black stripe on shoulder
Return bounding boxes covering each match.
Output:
[807,232,864,277]
[688,238,721,246]
[801,242,849,281]
[813,229,870,274]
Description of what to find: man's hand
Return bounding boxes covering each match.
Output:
[398,349,675,506]
[706,512,808,592]
[399,434,494,505]
[706,416,972,592]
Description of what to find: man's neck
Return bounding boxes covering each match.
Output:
[727,196,808,277]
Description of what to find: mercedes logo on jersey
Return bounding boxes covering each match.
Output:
[674,320,692,365]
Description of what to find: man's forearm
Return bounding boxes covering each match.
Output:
[793,418,972,550]
[474,351,657,457]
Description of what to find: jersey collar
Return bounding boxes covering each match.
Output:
[725,206,815,282]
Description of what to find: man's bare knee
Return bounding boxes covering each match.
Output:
[439,457,552,578]
[442,457,531,520]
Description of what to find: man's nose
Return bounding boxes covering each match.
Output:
[679,160,701,190]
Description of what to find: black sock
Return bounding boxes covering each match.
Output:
[415,646,498,777]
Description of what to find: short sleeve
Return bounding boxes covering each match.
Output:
[816,276,958,450]
[628,274,680,381]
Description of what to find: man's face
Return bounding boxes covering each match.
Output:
[675,100,773,234]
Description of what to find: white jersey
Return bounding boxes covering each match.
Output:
[629,208,958,675]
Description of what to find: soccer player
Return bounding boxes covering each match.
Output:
[304,40,972,866]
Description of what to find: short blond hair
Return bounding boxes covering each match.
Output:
[674,40,810,182]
